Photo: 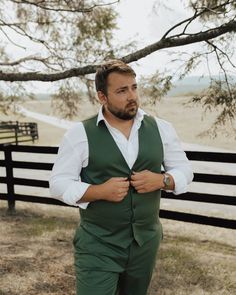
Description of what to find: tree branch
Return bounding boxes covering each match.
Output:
[0,55,60,71]
[0,27,26,49]
[0,55,49,66]
[206,40,236,68]
[0,19,58,59]
[0,19,235,82]
[9,0,120,13]
[122,20,236,63]
[206,40,234,100]
[161,0,234,39]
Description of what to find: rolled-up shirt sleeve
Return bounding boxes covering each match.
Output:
[49,124,90,209]
[156,118,194,195]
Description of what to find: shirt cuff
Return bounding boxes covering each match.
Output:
[63,181,90,209]
[165,169,188,195]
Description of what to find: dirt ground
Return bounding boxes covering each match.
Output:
[0,201,235,295]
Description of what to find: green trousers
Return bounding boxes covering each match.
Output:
[73,228,162,295]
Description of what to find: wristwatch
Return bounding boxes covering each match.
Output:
[162,173,171,190]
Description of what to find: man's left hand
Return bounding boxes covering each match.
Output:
[130,170,165,193]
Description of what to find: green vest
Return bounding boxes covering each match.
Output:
[80,115,164,248]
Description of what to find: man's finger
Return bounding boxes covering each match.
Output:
[137,189,146,193]
[113,177,128,182]
[131,174,140,181]
[132,170,148,175]
[130,180,143,187]
[122,182,130,188]
[131,172,147,181]
[118,188,128,194]
[133,183,145,190]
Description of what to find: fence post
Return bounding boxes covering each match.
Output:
[5,147,16,214]
[15,122,18,145]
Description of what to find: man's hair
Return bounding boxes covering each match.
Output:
[95,59,136,96]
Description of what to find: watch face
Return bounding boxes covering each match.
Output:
[164,174,171,187]
[166,176,171,186]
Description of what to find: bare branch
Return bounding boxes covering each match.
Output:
[193,0,233,13]
[161,0,234,39]
[0,55,49,66]
[161,11,197,40]
[206,40,234,100]
[200,6,224,15]
[206,40,236,68]
[9,0,120,13]
[0,27,26,49]
[123,19,236,64]
[0,19,235,82]
[0,55,60,71]
[0,19,55,52]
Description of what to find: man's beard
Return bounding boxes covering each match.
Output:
[107,101,138,120]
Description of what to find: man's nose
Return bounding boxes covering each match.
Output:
[127,89,137,100]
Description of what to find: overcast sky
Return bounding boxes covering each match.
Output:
[114,0,203,77]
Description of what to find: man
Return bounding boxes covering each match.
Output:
[50,59,193,295]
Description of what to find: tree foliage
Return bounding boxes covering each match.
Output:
[138,72,172,105]
[190,79,236,137]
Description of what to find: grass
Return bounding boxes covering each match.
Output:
[0,203,235,295]
[150,233,236,295]
[13,215,78,237]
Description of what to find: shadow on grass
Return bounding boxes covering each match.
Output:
[0,290,19,295]
[162,247,215,285]
[149,233,236,295]
[0,206,79,237]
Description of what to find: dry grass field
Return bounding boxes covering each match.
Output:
[18,96,236,149]
[0,201,235,295]
[0,96,236,294]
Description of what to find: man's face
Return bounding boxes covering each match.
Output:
[101,72,139,120]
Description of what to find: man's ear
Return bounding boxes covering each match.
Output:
[97,91,107,105]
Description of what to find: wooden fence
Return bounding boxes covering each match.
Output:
[0,144,235,229]
[0,121,38,145]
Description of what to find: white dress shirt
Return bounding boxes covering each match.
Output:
[49,108,193,209]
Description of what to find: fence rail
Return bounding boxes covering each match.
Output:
[0,121,38,145]
[0,145,235,229]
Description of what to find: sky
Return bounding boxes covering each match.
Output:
[114,0,201,76]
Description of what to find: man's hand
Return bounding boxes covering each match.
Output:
[130,170,166,193]
[79,171,174,204]
[100,177,130,202]
[80,177,130,203]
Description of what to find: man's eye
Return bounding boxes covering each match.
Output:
[118,89,126,93]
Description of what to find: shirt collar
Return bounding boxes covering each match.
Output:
[96,106,147,126]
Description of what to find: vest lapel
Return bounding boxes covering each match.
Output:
[99,120,133,172]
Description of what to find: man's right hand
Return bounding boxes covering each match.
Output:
[100,177,129,202]
[78,177,129,203]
